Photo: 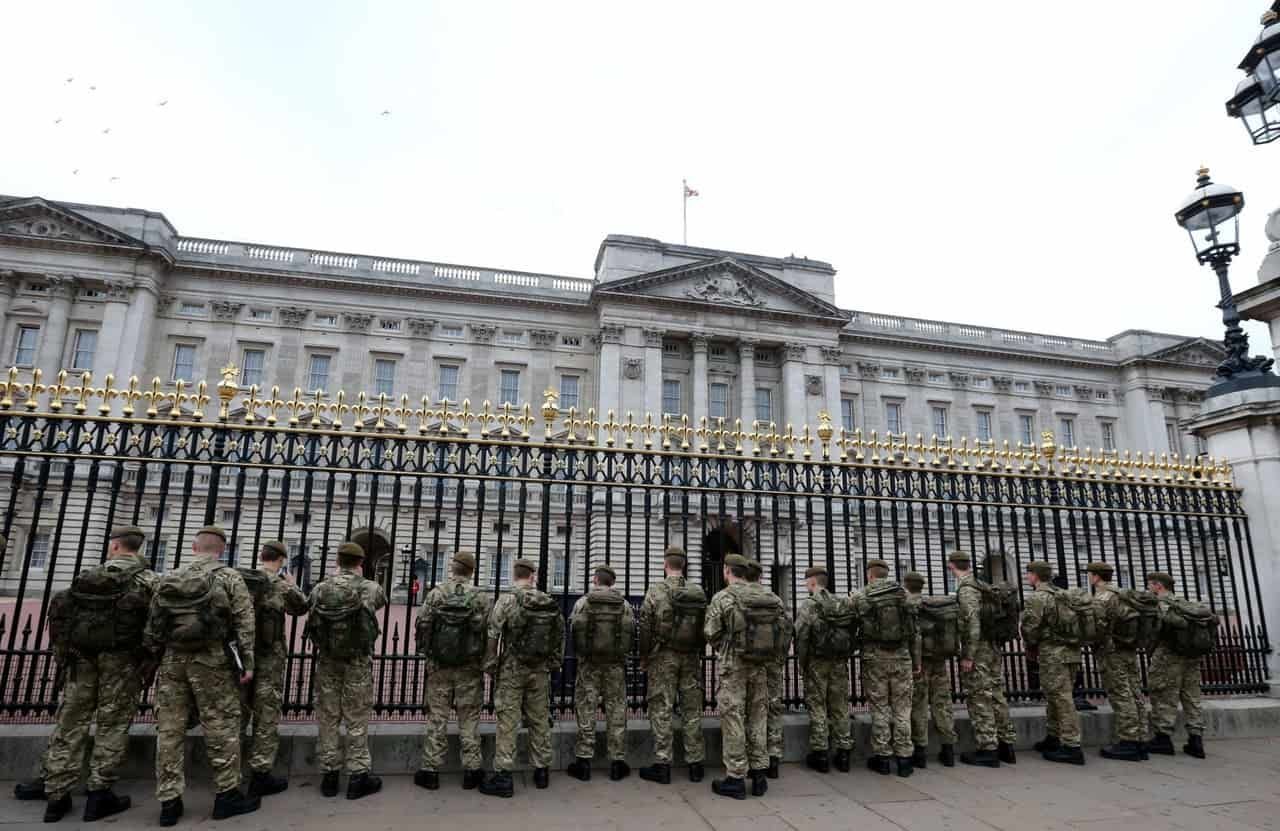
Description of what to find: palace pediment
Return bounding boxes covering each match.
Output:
[1146,337,1229,367]
[0,197,148,249]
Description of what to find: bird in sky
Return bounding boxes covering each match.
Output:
[53,118,61,125]
[109,176,120,182]
[71,169,78,176]
[102,128,111,134]
[158,99,168,106]
[64,77,73,84]
[380,109,391,116]
[89,85,97,91]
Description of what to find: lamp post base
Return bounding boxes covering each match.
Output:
[1207,370,1280,397]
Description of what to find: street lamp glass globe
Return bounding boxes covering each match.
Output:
[1227,75,1280,144]
[1174,168,1245,265]
[1241,14,1280,101]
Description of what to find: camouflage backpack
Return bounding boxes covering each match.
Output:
[808,591,857,660]
[306,578,378,659]
[1112,588,1161,651]
[154,565,232,651]
[418,582,487,666]
[860,581,911,648]
[976,581,1021,643]
[918,595,961,660]
[573,591,633,663]
[51,561,149,655]
[730,589,784,665]
[1048,587,1098,647]
[1161,598,1219,658]
[509,588,564,666]
[662,582,708,653]
[237,567,285,649]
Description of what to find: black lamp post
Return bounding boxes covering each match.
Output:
[1228,8,1280,144]
[1174,168,1279,395]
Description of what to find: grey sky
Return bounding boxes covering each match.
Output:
[2,1,1275,347]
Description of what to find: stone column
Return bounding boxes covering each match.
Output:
[691,332,709,426]
[643,328,664,420]
[36,274,75,379]
[119,284,160,381]
[783,342,808,428]
[208,300,243,379]
[739,340,757,452]
[98,281,133,382]
[276,306,312,392]
[821,346,843,432]
[0,271,16,340]
[597,323,624,419]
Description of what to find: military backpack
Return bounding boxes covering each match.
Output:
[731,590,784,665]
[860,581,912,649]
[661,582,708,653]
[306,578,379,659]
[154,565,232,651]
[509,588,564,666]
[808,591,857,659]
[918,595,961,660]
[1047,587,1098,647]
[49,561,150,655]
[418,582,487,665]
[573,591,633,663]
[975,581,1020,643]
[237,567,285,649]
[1161,598,1219,658]
[1112,588,1160,651]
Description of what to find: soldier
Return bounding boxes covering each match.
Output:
[480,558,565,799]
[1021,561,1084,765]
[1145,572,1207,759]
[951,552,1017,768]
[794,565,853,774]
[638,545,707,785]
[745,558,792,780]
[307,541,387,800]
[39,526,158,823]
[704,554,775,800]
[6,529,55,804]
[567,564,634,782]
[903,571,957,770]
[850,558,918,777]
[414,550,492,791]
[240,541,309,796]
[1087,562,1145,762]
[145,525,259,826]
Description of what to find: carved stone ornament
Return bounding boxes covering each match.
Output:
[643,328,665,348]
[599,323,625,345]
[157,294,178,313]
[43,273,77,298]
[4,218,80,241]
[344,312,374,333]
[1074,384,1094,399]
[278,306,310,327]
[210,300,243,322]
[949,372,971,387]
[1185,389,1205,403]
[904,366,926,383]
[102,280,132,301]
[690,332,710,353]
[406,317,437,336]
[857,361,881,379]
[992,376,1013,392]
[1034,380,1055,395]
[820,346,844,365]
[684,271,765,307]
[623,357,644,380]
[785,343,807,361]
[530,328,557,347]
[805,374,823,396]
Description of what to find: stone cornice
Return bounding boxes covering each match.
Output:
[837,331,1123,372]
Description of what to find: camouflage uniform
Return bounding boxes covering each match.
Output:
[418,576,493,772]
[486,585,564,771]
[244,571,308,773]
[311,568,387,774]
[747,581,793,760]
[146,557,256,802]
[1148,593,1205,738]
[795,588,852,753]
[850,579,917,758]
[704,582,769,779]
[955,574,1015,751]
[904,593,957,747]
[570,587,633,760]
[43,553,158,800]
[1092,581,1143,743]
[1021,583,1081,748]
[639,576,705,765]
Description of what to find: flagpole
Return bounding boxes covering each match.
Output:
[682,178,688,245]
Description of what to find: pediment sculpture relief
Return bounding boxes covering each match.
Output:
[685,272,765,308]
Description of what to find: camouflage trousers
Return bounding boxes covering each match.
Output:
[155,655,243,801]
[911,658,956,746]
[959,641,1016,751]
[1040,660,1082,747]
[1097,648,1143,743]
[44,652,144,799]
[1148,647,1204,737]
[718,664,768,778]
[421,664,485,771]
[315,656,374,774]
[574,661,627,760]
[861,648,914,757]
[803,658,852,752]
[493,663,553,771]
[244,650,286,773]
[766,661,784,758]
[646,650,704,764]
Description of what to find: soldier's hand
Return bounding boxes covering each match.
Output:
[240,671,254,685]
[283,571,296,586]
[960,658,974,672]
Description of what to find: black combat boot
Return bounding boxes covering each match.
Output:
[320,771,340,798]
[211,788,261,820]
[833,748,851,772]
[14,779,46,801]
[711,776,746,800]
[806,751,830,773]
[749,770,768,797]
[688,762,705,783]
[1137,741,1149,761]
[158,797,183,827]
[639,762,671,784]
[959,749,1000,768]
[83,789,131,821]
[766,756,780,779]
[414,770,439,790]
[346,773,382,800]
[533,767,550,789]
[911,745,928,769]
[866,755,892,775]
[567,758,592,782]
[462,769,485,789]
[895,756,914,778]
[1100,741,1143,762]
[1146,733,1175,755]
[938,744,955,767]
[997,741,1017,764]
[479,771,513,799]
[43,794,72,823]
[1043,744,1086,766]
[609,760,630,781]
[248,771,289,797]
[1183,734,1206,759]
[1033,734,1061,753]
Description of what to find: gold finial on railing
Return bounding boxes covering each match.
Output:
[517,403,535,437]
[73,372,92,414]
[0,367,19,409]
[476,400,495,438]
[169,379,186,419]
[817,410,833,460]
[142,378,165,419]
[190,380,210,420]
[621,412,637,448]
[309,389,326,428]
[658,415,673,450]
[392,395,411,434]
[286,389,306,427]
[678,415,692,451]
[563,406,579,445]
[22,368,44,411]
[459,399,475,438]
[541,389,559,437]
[602,410,621,447]
[331,390,348,429]
[695,417,711,453]
[243,384,264,424]
[46,370,69,413]
[217,364,239,422]
[640,413,656,449]
[1039,430,1057,472]
[496,402,514,438]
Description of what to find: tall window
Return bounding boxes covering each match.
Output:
[241,349,265,387]
[1019,413,1035,446]
[755,387,772,424]
[662,379,681,416]
[709,382,729,419]
[438,365,460,402]
[976,410,992,442]
[153,540,168,573]
[1166,422,1181,455]
[30,532,50,570]
[841,397,856,432]
[499,370,520,406]
[885,402,902,434]
[559,375,580,410]
[932,406,948,438]
[1060,417,1076,448]
[552,553,567,588]
[306,354,331,393]
[172,344,196,382]
[71,329,97,371]
[374,358,396,397]
[1101,421,1116,452]
[13,326,39,366]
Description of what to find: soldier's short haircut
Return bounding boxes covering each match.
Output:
[595,568,616,587]
[664,554,685,571]
[259,545,285,563]
[115,531,145,552]
[337,552,363,569]
[727,564,747,580]
[514,564,535,580]
[451,561,474,578]
[811,573,828,588]
[193,532,225,555]
[868,564,889,580]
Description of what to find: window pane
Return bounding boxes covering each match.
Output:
[976,411,992,442]
[1166,422,1181,454]
[709,382,729,419]
[499,370,520,406]
[755,387,772,424]
[662,379,681,416]
[438,365,459,402]
[841,398,855,432]
[242,349,265,387]
[71,330,97,370]
[1060,418,1075,448]
[173,344,196,381]
[1020,414,1035,446]
[1101,422,1115,452]
[886,403,901,434]
[307,354,331,392]
[14,326,39,366]
[932,406,948,437]
[31,533,50,569]
[559,375,580,410]
[374,359,395,396]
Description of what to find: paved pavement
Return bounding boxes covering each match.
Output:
[4,738,1280,830]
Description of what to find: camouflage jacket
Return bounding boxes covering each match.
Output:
[486,584,565,673]
[56,552,159,662]
[257,569,309,656]
[1091,581,1124,654]
[417,576,493,670]
[703,581,754,673]
[1020,583,1079,665]
[850,578,920,664]
[955,573,984,660]
[144,557,257,673]
[638,575,686,657]
[748,581,794,665]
